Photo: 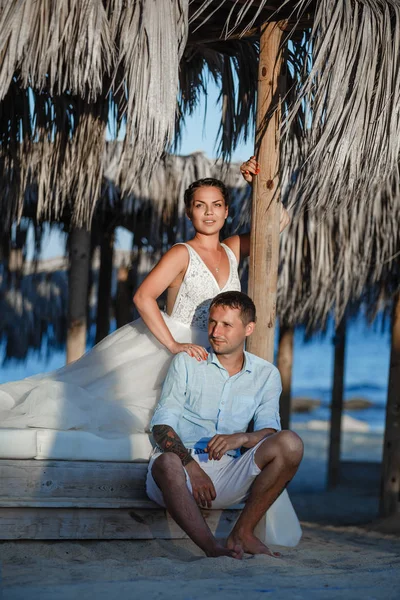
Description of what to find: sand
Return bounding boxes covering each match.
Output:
[1,427,399,600]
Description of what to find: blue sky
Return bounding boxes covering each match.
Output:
[29,80,255,260]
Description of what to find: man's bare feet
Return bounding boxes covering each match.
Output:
[226,531,281,557]
[205,542,243,560]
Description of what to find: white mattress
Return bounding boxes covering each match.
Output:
[0,428,154,462]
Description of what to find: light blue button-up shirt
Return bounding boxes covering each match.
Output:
[150,350,282,455]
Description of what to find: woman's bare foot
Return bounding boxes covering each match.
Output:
[226,531,281,557]
[205,542,243,560]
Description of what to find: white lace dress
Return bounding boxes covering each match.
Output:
[0,243,241,434]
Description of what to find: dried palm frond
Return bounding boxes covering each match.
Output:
[108,0,189,190]
[0,1,191,226]
[178,37,259,160]
[277,170,400,334]
[283,0,400,213]
[0,0,114,100]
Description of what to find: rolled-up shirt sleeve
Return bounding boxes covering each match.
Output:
[253,366,282,432]
[150,352,188,432]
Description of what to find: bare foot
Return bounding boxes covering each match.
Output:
[227,531,281,557]
[205,543,243,560]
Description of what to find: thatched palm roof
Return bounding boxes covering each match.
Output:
[0,0,311,229]
[283,0,400,215]
[1,0,398,231]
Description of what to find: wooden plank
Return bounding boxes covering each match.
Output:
[327,318,347,488]
[247,22,283,362]
[0,459,150,505]
[0,499,157,508]
[380,294,400,517]
[0,508,242,540]
[277,325,294,430]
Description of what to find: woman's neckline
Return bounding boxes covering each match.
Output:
[185,242,231,291]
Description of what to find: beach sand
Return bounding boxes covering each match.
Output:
[1,427,399,600]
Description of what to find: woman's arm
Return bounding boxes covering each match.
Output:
[223,156,290,261]
[133,246,208,360]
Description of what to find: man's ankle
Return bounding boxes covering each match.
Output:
[202,537,221,556]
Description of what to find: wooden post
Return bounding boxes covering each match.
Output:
[380,294,400,517]
[247,22,283,362]
[95,230,114,344]
[327,317,347,488]
[277,325,294,430]
[66,227,91,364]
[115,265,133,329]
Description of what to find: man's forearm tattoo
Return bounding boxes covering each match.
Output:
[153,425,194,466]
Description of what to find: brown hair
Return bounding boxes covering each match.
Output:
[209,291,256,325]
[183,178,230,212]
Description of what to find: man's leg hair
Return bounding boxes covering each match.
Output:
[151,453,243,559]
[227,430,304,556]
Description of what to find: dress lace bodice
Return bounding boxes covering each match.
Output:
[169,243,241,331]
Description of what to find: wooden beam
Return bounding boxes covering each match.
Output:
[0,507,242,540]
[66,227,91,364]
[0,460,151,507]
[277,325,294,430]
[247,21,283,362]
[327,317,347,488]
[380,294,400,517]
[0,458,245,540]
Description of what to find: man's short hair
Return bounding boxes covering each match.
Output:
[209,291,256,325]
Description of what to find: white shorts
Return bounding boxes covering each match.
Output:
[146,439,265,510]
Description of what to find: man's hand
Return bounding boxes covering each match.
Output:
[185,461,216,508]
[207,433,249,460]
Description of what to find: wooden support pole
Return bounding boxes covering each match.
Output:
[95,230,114,344]
[380,294,400,517]
[277,325,294,430]
[247,22,283,362]
[66,227,91,364]
[115,265,133,329]
[327,317,347,488]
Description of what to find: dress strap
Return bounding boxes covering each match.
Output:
[221,242,238,266]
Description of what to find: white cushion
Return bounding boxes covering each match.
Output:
[35,429,154,462]
[0,428,38,459]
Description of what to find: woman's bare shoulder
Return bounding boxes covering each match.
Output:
[222,234,240,261]
[156,243,189,271]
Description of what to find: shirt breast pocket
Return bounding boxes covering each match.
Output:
[230,395,256,429]
[188,396,218,421]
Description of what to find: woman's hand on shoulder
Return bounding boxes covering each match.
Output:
[240,155,259,184]
[170,342,208,362]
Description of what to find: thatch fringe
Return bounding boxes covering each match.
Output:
[283,0,400,213]
[3,148,400,359]
[0,0,190,228]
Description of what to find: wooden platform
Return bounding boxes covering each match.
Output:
[0,459,242,540]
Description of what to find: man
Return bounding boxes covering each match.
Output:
[146,291,303,559]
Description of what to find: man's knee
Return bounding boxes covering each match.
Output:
[152,452,184,485]
[275,430,304,466]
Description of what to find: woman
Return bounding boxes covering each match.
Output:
[0,157,289,434]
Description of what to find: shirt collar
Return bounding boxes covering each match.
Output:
[207,349,252,373]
